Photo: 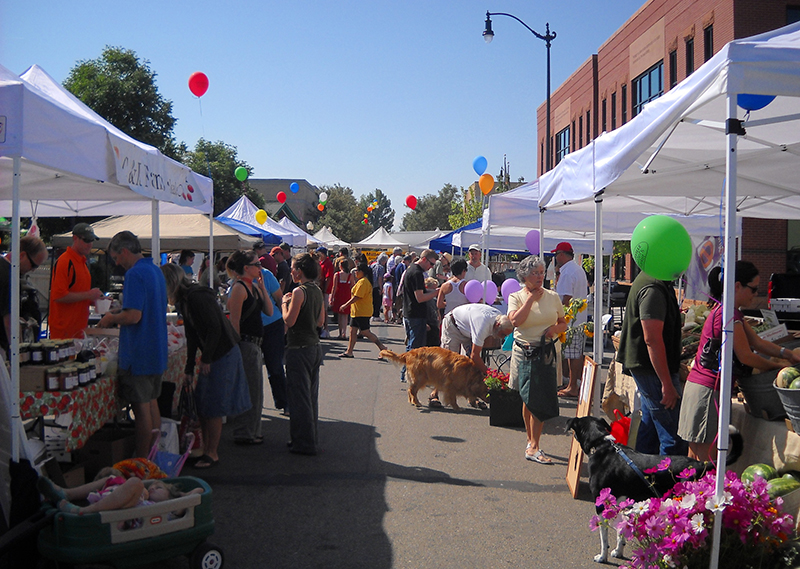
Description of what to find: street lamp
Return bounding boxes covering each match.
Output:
[483,11,556,173]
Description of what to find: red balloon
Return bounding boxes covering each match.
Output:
[317,203,325,211]
[277,191,287,204]
[188,72,209,97]
[405,195,417,210]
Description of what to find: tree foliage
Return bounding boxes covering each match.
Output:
[180,139,264,216]
[316,185,371,243]
[358,189,394,232]
[64,46,180,159]
[448,186,484,229]
[400,184,457,231]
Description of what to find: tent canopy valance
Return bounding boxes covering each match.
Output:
[353,227,409,249]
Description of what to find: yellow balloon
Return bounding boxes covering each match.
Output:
[255,209,267,225]
[479,173,494,195]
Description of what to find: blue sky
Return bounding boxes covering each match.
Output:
[2,0,644,226]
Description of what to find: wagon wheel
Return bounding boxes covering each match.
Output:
[191,541,224,569]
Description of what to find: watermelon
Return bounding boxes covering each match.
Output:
[767,477,800,499]
[791,378,800,390]
[776,366,800,388]
[782,471,800,483]
[741,463,778,483]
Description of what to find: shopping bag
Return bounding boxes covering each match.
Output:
[609,408,631,445]
[177,377,204,453]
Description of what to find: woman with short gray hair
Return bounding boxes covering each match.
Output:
[507,255,567,464]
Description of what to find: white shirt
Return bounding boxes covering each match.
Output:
[556,259,589,325]
[449,304,501,347]
[465,262,492,283]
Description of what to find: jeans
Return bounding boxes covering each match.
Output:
[285,344,322,454]
[262,319,287,410]
[631,369,686,455]
[401,317,427,382]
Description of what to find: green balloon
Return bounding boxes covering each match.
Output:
[631,215,692,281]
[321,201,327,206]
[234,166,248,182]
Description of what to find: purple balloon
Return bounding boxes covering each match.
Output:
[525,229,540,255]
[464,280,484,303]
[501,278,521,302]
[483,280,498,304]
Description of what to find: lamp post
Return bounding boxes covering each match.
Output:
[483,11,556,173]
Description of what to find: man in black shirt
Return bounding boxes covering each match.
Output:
[400,249,439,382]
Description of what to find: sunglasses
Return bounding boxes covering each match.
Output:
[25,251,40,270]
[81,237,95,244]
[247,262,262,267]
[744,284,758,293]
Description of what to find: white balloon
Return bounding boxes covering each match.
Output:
[319,192,328,202]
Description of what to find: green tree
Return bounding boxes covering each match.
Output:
[63,46,180,158]
[400,184,457,231]
[316,184,370,243]
[181,139,264,216]
[448,186,484,229]
[358,189,394,232]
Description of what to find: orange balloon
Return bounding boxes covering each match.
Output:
[317,203,325,211]
[479,173,494,195]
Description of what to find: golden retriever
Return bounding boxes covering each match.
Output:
[379,347,489,410]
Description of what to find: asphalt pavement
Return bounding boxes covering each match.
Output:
[112,320,624,569]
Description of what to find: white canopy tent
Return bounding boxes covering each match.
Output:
[217,196,305,247]
[353,227,409,249]
[52,215,255,251]
[0,63,213,516]
[453,225,613,255]
[312,226,349,249]
[538,23,800,566]
[276,217,322,247]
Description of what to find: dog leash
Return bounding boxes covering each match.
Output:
[605,436,661,498]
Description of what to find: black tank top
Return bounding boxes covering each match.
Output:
[234,280,264,337]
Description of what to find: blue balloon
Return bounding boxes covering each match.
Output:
[290,182,300,193]
[737,93,775,112]
[473,155,487,176]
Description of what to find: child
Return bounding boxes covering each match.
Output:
[382,273,394,324]
[37,475,203,516]
[424,277,441,347]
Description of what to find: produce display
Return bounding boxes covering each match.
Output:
[776,366,800,389]
[741,463,800,499]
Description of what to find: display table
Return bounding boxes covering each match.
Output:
[19,375,118,452]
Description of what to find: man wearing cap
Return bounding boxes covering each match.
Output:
[254,241,278,277]
[465,244,492,283]
[49,223,105,339]
[2,235,48,355]
[433,252,452,285]
[552,242,589,398]
[271,246,290,293]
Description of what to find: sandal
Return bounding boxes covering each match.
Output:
[58,500,82,515]
[338,353,354,358]
[525,449,553,464]
[428,396,443,409]
[193,454,219,469]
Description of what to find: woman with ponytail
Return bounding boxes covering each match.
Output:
[678,261,800,460]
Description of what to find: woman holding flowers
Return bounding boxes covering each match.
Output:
[507,255,567,464]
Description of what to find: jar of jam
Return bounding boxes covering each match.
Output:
[44,342,59,365]
[30,343,44,364]
[56,341,67,363]
[46,367,61,391]
[88,362,97,382]
[67,340,77,361]
[19,343,30,365]
[58,367,71,391]
[77,364,90,387]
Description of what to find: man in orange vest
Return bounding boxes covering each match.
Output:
[49,223,104,339]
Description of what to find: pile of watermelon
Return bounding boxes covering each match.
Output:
[741,463,800,498]
[775,366,800,389]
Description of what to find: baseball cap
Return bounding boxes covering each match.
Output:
[252,241,267,251]
[316,246,328,255]
[551,242,573,254]
[468,244,481,252]
[73,223,98,241]
[279,242,291,250]
[270,246,283,255]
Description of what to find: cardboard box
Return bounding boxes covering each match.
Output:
[61,463,85,487]
[76,427,136,479]
[19,364,48,391]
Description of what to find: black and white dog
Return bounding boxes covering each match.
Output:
[566,416,743,563]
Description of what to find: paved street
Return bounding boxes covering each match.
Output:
[138,321,622,569]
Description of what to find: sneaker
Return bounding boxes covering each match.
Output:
[319,329,330,339]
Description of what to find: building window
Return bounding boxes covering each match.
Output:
[555,127,570,165]
[586,111,591,142]
[789,6,800,24]
[704,26,714,61]
[572,120,576,151]
[611,92,617,130]
[632,61,664,117]
[669,50,678,88]
[602,99,607,133]
[686,37,695,76]
[621,84,628,124]
[540,142,544,173]
[578,115,583,148]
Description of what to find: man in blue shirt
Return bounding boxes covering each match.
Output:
[98,231,168,458]
[260,267,287,412]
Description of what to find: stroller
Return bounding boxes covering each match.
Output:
[147,429,195,478]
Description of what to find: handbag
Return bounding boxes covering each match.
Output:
[517,334,560,422]
[177,375,204,453]
[609,409,631,445]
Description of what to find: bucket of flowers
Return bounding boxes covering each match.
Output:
[592,464,798,569]
[485,369,524,427]
[558,297,593,347]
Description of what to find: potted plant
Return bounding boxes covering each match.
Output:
[485,369,524,428]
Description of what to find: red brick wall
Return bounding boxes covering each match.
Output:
[742,217,788,294]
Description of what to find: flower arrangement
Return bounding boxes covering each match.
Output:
[592,466,796,569]
[558,297,592,346]
[484,369,511,392]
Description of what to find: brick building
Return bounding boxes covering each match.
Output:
[538,0,800,291]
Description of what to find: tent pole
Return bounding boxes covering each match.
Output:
[710,92,740,569]
[151,200,160,265]
[593,195,603,417]
[10,157,21,462]
[208,212,214,289]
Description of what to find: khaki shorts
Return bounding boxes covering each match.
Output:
[118,368,164,405]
